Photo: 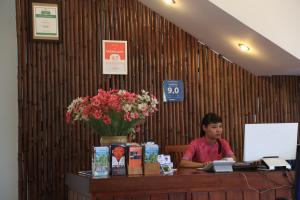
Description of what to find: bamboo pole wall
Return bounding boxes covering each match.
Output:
[16,0,300,199]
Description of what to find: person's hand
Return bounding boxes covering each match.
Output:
[202,161,212,168]
[222,157,234,161]
[252,160,262,166]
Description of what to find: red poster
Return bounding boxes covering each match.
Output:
[102,40,127,74]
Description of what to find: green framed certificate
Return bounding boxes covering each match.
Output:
[32,2,60,41]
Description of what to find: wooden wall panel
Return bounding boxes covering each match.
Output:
[192,192,209,200]
[226,190,243,200]
[243,190,259,200]
[209,191,226,200]
[16,0,300,199]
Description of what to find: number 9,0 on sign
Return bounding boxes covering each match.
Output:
[167,87,180,94]
[163,80,184,102]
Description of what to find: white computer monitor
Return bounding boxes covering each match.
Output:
[243,123,298,162]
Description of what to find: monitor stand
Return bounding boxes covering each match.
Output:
[262,157,291,170]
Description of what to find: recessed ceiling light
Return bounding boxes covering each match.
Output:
[238,43,250,52]
[164,0,176,5]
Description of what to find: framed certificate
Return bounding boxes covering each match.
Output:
[31,1,61,41]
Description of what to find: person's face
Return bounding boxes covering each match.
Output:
[203,122,223,140]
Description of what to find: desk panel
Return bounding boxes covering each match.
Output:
[66,170,293,200]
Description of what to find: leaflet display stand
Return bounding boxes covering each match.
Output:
[262,157,291,170]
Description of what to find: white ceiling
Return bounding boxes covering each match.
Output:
[210,0,300,60]
[138,0,300,75]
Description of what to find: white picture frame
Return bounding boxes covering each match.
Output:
[32,2,60,41]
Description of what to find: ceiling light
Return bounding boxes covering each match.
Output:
[164,0,176,5]
[238,43,250,52]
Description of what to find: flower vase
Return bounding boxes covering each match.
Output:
[100,135,128,146]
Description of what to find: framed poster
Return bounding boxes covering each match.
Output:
[102,40,128,75]
[163,80,184,102]
[31,1,61,41]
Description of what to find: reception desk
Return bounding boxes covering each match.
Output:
[65,169,294,200]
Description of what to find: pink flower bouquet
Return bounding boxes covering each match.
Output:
[66,89,159,136]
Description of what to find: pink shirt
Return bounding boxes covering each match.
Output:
[182,137,234,163]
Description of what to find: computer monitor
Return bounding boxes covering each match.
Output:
[243,123,298,162]
[295,145,300,200]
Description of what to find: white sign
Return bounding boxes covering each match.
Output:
[102,40,128,75]
[32,3,59,40]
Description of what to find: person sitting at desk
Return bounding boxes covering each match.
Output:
[180,112,235,168]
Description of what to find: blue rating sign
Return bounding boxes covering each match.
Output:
[163,80,184,102]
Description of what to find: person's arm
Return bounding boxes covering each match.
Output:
[180,139,211,168]
[221,139,236,161]
[179,159,210,168]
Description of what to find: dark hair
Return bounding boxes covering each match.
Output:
[200,113,223,137]
[200,113,223,154]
